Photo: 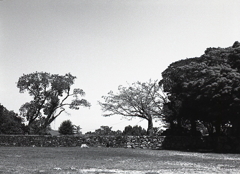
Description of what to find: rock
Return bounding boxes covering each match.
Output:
[80,144,89,148]
[53,167,62,170]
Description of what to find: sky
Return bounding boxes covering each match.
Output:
[1,0,240,133]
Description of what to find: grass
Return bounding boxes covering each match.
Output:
[0,147,240,173]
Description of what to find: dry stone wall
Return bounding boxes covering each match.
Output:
[0,135,126,147]
[1,135,240,153]
[125,136,165,149]
[0,135,165,149]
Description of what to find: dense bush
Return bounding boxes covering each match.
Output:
[58,120,74,135]
[85,126,122,136]
[123,125,147,136]
[0,104,24,134]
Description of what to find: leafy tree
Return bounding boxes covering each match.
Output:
[160,41,240,136]
[58,120,74,135]
[0,104,24,134]
[122,125,147,136]
[99,80,166,135]
[17,72,91,134]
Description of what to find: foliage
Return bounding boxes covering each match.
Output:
[122,125,147,136]
[160,41,240,136]
[95,126,113,135]
[99,79,166,135]
[85,126,122,136]
[17,72,90,134]
[58,120,74,135]
[0,104,24,134]
[29,119,52,135]
[73,125,82,135]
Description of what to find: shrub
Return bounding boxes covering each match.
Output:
[58,120,74,135]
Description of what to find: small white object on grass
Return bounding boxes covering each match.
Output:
[53,167,62,170]
[80,144,89,148]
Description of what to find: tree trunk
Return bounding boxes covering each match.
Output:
[147,119,153,136]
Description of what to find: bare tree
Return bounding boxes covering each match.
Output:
[99,79,166,135]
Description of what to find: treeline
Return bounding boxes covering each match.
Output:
[58,120,162,136]
[84,125,161,136]
[2,41,240,137]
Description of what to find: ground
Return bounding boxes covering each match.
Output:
[0,147,240,173]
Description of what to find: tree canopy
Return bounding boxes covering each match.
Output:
[17,72,90,134]
[160,41,240,136]
[122,125,147,136]
[58,120,74,135]
[99,80,166,135]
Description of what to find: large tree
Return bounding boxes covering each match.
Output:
[99,80,166,135]
[17,72,90,134]
[160,41,240,135]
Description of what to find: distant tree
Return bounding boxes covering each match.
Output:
[95,126,113,135]
[84,131,94,136]
[114,130,123,135]
[17,72,91,134]
[122,125,147,136]
[73,125,82,135]
[58,120,74,135]
[85,126,122,136]
[122,125,133,136]
[0,104,24,134]
[99,80,166,136]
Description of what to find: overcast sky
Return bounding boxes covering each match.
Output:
[1,0,240,133]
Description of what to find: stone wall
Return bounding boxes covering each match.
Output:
[125,136,165,149]
[125,136,240,153]
[0,135,126,147]
[1,135,240,153]
[0,135,164,149]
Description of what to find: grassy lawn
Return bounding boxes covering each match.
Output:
[0,147,240,173]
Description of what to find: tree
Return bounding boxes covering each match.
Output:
[30,119,52,135]
[58,120,74,135]
[95,126,113,135]
[0,104,24,134]
[160,41,240,136]
[73,125,82,135]
[17,72,91,134]
[85,126,122,136]
[99,80,166,135]
[122,125,147,136]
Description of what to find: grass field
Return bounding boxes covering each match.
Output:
[1,147,240,174]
